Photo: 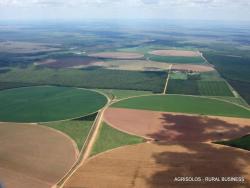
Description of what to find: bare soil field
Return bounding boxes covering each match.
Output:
[0,123,78,188]
[172,63,214,72]
[150,50,201,57]
[35,56,101,68]
[88,52,144,59]
[0,41,60,53]
[64,142,250,188]
[104,108,250,142]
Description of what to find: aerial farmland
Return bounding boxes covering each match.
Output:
[0,1,250,188]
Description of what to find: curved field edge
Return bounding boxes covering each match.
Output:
[111,94,250,118]
[0,86,108,123]
[40,113,97,150]
[214,135,250,151]
[0,123,78,188]
[91,122,144,156]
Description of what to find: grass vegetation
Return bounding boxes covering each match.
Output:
[214,135,250,151]
[0,66,166,93]
[112,95,250,118]
[0,86,107,122]
[42,113,96,150]
[91,122,144,156]
[209,96,249,108]
[96,89,153,100]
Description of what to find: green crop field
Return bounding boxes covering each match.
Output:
[167,79,199,95]
[112,95,250,118]
[215,135,250,151]
[42,113,96,150]
[95,89,153,100]
[197,81,234,96]
[167,79,234,97]
[148,54,205,64]
[91,122,144,156]
[0,67,166,93]
[0,86,107,122]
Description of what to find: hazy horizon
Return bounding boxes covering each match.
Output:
[0,0,250,22]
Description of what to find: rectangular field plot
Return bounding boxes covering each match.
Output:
[148,55,205,64]
[197,81,234,97]
[167,79,234,97]
[167,79,199,95]
[0,67,167,93]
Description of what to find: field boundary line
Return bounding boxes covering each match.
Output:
[56,100,111,188]
[0,86,109,124]
[163,64,172,94]
[103,115,151,141]
[110,93,250,113]
[53,110,100,188]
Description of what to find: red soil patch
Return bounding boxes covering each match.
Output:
[104,108,250,142]
[172,63,214,72]
[64,142,250,188]
[150,50,201,57]
[88,52,144,59]
[0,123,78,188]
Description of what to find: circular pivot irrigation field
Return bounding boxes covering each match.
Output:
[0,86,107,122]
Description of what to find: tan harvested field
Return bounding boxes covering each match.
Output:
[100,60,170,71]
[88,52,144,59]
[150,50,201,57]
[0,41,60,53]
[172,63,214,72]
[0,123,78,188]
[64,142,250,188]
[104,108,250,142]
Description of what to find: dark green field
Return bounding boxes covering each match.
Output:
[203,52,250,104]
[0,67,166,93]
[197,81,234,96]
[112,95,250,118]
[148,54,205,64]
[215,135,250,151]
[0,86,107,122]
[167,79,199,95]
[167,79,234,97]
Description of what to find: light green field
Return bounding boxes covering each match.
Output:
[91,122,144,156]
[112,95,250,118]
[96,89,153,100]
[170,71,188,80]
[42,114,96,150]
[0,86,107,122]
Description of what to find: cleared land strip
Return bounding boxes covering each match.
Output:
[163,64,172,94]
[57,99,111,188]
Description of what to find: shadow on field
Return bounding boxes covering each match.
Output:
[147,142,250,188]
[146,114,250,188]
[147,114,250,142]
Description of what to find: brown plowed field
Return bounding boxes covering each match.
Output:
[88,52,144,59]
[150,50,201,57]
[0,123,78,188]
[64,142,250,188]
[64,107,250,187]
[172,63,214,72]
[104,108,250,142]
